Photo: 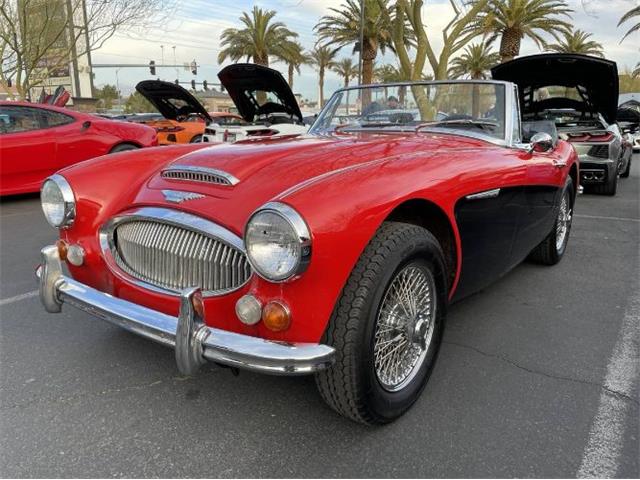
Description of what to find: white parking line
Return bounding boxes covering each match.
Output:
[577,292,639,478]
[574,214,640,223]
[0,290,39,306]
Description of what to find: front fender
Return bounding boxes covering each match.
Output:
[243,153,461,344]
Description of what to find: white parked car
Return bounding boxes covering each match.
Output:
[203,64,308,143]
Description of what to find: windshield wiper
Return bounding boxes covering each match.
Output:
[415,119,499,132]
[332,122,404,133]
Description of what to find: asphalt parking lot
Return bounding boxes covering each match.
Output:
[1,156,638,478]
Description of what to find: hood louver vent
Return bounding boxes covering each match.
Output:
[161,165,239,186]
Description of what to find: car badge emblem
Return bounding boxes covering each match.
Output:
[162,190,205,203]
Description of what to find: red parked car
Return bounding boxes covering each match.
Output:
[0,101,157,195]
[36,80,578,424]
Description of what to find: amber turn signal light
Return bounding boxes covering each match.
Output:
[56,239,68,261]
[262,301,291,332]
[191,291,205,318]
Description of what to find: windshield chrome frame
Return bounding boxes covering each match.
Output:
[309,80,521,148]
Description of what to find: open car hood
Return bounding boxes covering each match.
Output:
[218,63,303,123]
[135,80,211,122]
[491,54,618,124]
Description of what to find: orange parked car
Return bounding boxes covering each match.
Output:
[135,80,213,144]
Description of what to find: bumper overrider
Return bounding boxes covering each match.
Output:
[36,245,335,376]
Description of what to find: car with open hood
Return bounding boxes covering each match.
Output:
[202,63,308,143]
[135,80,212,145]
[618,95,640,153]
[36,80,578,424]
[492,53,629,195]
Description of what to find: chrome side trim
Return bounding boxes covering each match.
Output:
[161,165,240,186]
[465,188,501,201]
[37,246,335,375]
[99,207,251,298]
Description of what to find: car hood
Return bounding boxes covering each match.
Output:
[135,80,212,122]
[218,63,303,123]
[491,54,619,124]
[140,133,490,228]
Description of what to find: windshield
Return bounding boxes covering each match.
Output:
[309,82,506,141]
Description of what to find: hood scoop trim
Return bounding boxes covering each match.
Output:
[161,165,239,186]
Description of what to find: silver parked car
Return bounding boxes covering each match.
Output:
[493,54,631,196]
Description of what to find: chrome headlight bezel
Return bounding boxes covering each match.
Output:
[40,174,76,228]
[244,202,312,282]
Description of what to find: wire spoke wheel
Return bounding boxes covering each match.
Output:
[555,190,572,252]
[374,263,436,392]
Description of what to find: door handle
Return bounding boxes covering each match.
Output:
[553,160,567,168]
[81,120,91,131]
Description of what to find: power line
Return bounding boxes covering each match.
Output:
[113,33,216,51]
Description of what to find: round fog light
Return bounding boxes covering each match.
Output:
[235,295,262,325]
[66,245,85,266]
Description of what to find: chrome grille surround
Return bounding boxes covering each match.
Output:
[99,207,252,297]
[161,165,239,186]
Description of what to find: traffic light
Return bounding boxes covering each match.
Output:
[149,60,156,76]
[190,60,197,75]
[202,80,208,90]
[191,79,196,90]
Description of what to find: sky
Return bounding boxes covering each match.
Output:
[91,0,640,102]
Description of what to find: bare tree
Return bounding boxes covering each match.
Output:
[0,0,176,99]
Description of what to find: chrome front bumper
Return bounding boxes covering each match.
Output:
[37,245,335,375]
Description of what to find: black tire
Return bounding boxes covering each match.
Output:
[528,177,574,265]
[315,222,448,425]
[110,143,139,153]
[591,170,618,195]
[190,134,203,143]
[620,157,631,178]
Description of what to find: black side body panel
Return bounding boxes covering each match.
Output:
[453,187,524,301]
[453,185,561,301]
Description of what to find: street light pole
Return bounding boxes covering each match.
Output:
[358,0,365,85]
[172,46,178,81]
[115,67,122,111]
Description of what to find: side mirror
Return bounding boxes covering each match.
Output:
[530,132,554,153]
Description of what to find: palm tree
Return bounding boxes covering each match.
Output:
[315,0,397,86]
[332,58,358,88]
[546,29,604,57]
[218,6,298,67]
[618,4,639,42]
[618,5,640,78]
[310,45,339,108]
[470,0,573,63]
[373,64,405,83]
[448,42,501,79]
[276,41,310,89]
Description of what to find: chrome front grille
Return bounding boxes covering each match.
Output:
[112,219,251,295]
[161,165,239,186]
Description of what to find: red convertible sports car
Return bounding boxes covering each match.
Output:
[0,101,158,195]
[36,80,578,424]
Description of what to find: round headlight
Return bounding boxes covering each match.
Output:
[244,202,311,282]
[41,175,75,228]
